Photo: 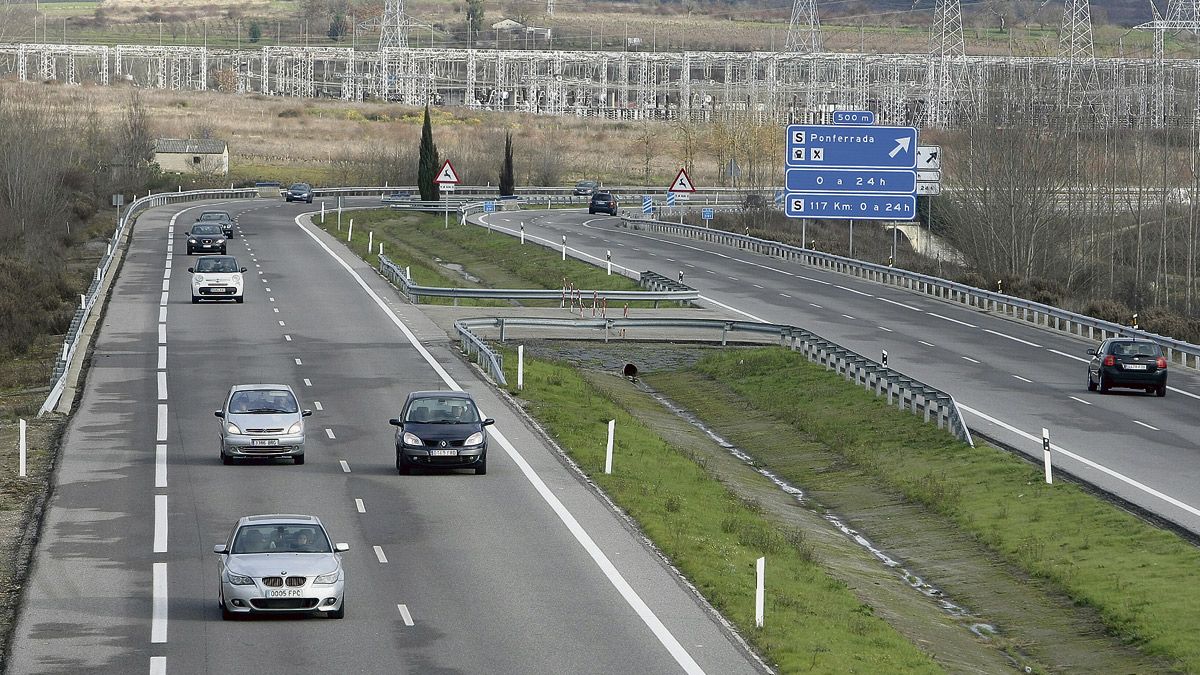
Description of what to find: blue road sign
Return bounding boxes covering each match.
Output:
[702,207,714,220]
[666,192,676,207]
[832,110,875,126]
[774,189,784,206]
[642,195,653,215]
[786,168,916,195]
[785,194,917,221]
[786,125,918,169]
[484,201,496,213]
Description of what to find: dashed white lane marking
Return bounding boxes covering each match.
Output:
[1012,375,1032,383]
[918,340,936,347]
[705,270,715,274]
[154,495,168,553]
[960,403,1200,519]
[150,656,166,675]
[298,215,706,675]
[294,358,303,365]
[1133,420,1160,431]
[269,297,275,302]
[841,314,856,320]
[278,321,286,327]
[157,372,167,401]
[397,604,414,626]
[156,404,168,442]
[159,292,169,306]
[265,287,272,292]
[373,546,388,563]
[273,307,279,313]
[161,280,169,292]
[340,460,351,473]
[158,307,167,323]
[1167,386,1200,400]
[156,444,167,488]
[162,269,170,280]
[927,312,976,328]
[961,356,980,364]
[314,401,323,411]
[878,326,893,332]
[284,335,293,342]
[878,296,922,311]
[355,499,365,513]
[983,328,1042,348]
[157,346,166,370]
[684,263,694,268]
[151,563,167,643]
[158,325,166,345]
[325,428,336,439]
[728,277,739,281]
[1069,396,1092,406]
[835,284,872,297]
[1047,349,1090,364]
[303,378,312,386]
[779,293,792,298]
[753,284,764,289]
[809,303,822,308]
[258,271,263,275]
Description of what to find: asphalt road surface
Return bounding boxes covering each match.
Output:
[476,207,1200,536]
[7,198,762,675]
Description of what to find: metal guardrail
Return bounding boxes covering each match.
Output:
[376,255,698,305]
[453,316,975,447]
[38,188,259,416]
[620,216,1200,370]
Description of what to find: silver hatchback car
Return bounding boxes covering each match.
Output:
[214,514,349,619]
[216,384,311,464]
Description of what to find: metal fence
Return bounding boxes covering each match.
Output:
[38,188,259,416]
[619,216,1200,369]
[453,316,975,447]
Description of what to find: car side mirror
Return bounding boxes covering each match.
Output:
[240,267,248,273]
[334,543,350,552]
[482,418,495,427]
[213,544,228,554]
[187,267,194,273]
[388,417,402,426]
[302,410,312,417]
[214,410,225,418]
[1087,349,1097,356]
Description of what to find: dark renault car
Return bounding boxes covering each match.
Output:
[186,223,227,255]
[1087,338,1168,396]
[285,183,314,203]
[389,391,494,475]
[588,192,618,216]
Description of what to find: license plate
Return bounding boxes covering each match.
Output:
[267,589,302,597]
[252,439,279,446]
[1124,364,1147,370]
[429,448,457,456]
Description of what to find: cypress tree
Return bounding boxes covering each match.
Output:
[418,104,440,201]
[499,131,515,196]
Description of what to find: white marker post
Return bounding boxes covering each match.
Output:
[379,242,383,256]
[347,218,353,242]
[604,420,615,474]
[755,556,765,628]
[1042,428,1053,484]
[19,419,27,477]
[517,345,525,390]
[368,231,373,252]
[321,201,325,223]
[520,224,525,244]
[337,196,343,230]
[606,250,612,275]
[405,266,411,281]
[562,235,567,261]
[881,350,888,367]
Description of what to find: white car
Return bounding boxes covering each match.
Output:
[214,514,348,619]
[189,255,246,304]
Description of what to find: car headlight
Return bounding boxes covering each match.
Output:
[464,431,485,446]
[402,431,423,446]
[287,421,303,434]
[226,423,242,434]
[227,572,253,585]
[188,238,197,243]
[313,571,340,585]
[216,238,226,244]
[232,274,242,284]
[193,275,205,283]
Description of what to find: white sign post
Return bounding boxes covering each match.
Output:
[604,420,615,474]
[517,345,525,390]
[561,235,567,261]
[755,556,765,628]
[434,160,461,229]
[606,250,612,275]
[1042,428,1053,484]
[19,419,27,477]
[347,218,353,242]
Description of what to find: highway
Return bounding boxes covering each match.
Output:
[475,208,1200,537]
[7,199,761,674]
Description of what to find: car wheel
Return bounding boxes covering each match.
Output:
[1087,371,1097,391]
[221,450,233,465]
[294,454,305,465]
[1157,385,1167,397]
[219,247,226,254]
[191,295,200,304]
[397,454,410,475]
[307,197,313,204]
[328,600,345,620]
[475,452,487,476]
[588,209,595,215]
[1098,373,1110,393]
[235,296,244,304]
[186,247,193,255]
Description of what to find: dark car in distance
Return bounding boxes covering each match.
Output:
[390,391,494,475]
[588,192,618,216]
[285,183,314,203]
[196,210,235,238]
[1087,338,1168,396]
[574,180,599,196]
[186,223,227,255]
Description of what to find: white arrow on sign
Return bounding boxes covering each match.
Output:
[888,136,912,158]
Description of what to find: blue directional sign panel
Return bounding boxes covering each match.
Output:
[642,195,653,215]
[786,125,918,169]
[832,110,875,126]
[786,194,917,220]
[786,168,916,194]
[702,207,714,221]
[774,189,784,206]
[666,192,676,207]
[484,201,496,213]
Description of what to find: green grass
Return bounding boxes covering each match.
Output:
[657,348,1200,671]
[229,163,335,188]
[498,349,942,673]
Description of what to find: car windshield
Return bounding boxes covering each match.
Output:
[198,213,229,221]
[229,390,299,414]
[195,257,239,273]
[576,181,596,188]
[290,184,309,190]
[405,397,479,424]
[191,224,222,235]
[232,524,331,554]
[1113,342,1161,357]
[593,194,612,201]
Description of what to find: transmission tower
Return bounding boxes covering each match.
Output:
[929,0,964,58]
[379,0,408,49]
[1060,0,1095,59]
[784,0,822,53]
[1166,0,1200,25]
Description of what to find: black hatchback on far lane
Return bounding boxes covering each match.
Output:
[588,192,618,216]
[1087,338,1168,396]
[390,391,494,475]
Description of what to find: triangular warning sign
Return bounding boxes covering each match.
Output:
[668,168,696,193]
[434,160,460,185]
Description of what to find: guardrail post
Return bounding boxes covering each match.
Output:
[721,322,730,346]
[499,318,506,343]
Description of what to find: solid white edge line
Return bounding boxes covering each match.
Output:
[878,296,922,311]
[397,604,414,626]
[1068,396,1092,406]
[339,460,351,473]
[150,656,166,675]
[156,444,167,488]
[1167,385,1200,400]
[355,498,365,513]
[958,403,1200,518]
[1047,348,1090,364]
[983,328,1042,348]
[834,284,872,297]
[294,214,706,675]
[1133,420,1160,431]
[373,546,388,563]
[927,312,977,328]
[151,563,167,643]
[157,346,167,370]
[156,404,168,442]
[154,495,168,553]
[157,372,167,401]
